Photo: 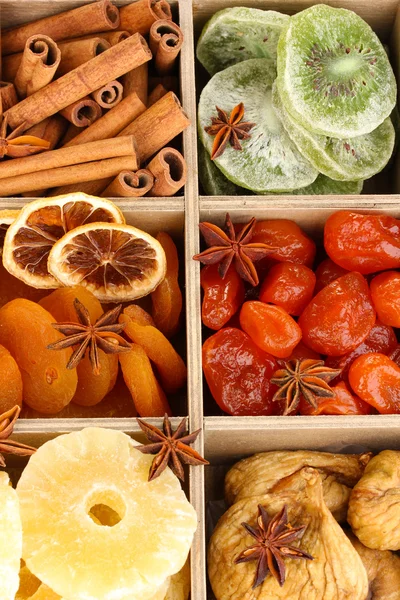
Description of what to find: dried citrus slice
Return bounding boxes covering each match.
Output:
[0,472,22,600]
[48,222,167,302]
[3,193,125,289]
[0,209,19,256]
[17,427,197,600]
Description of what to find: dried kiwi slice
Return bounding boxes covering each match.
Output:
[277,5,397,138]
[198,143,244,196]
[272,83,395,181]
[196,7,289,76]
[198,59,318,194]
[283,175,363,196]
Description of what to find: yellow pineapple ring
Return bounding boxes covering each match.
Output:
[0,472,22,600]
[3,193,125,289]
[17,428,197,600]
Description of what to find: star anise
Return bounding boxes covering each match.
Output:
[235,504,313,589]
[136,414,209,482]
[0,114,50,159]
[271,359,342,415]
[48,299,131,375]
[204,102,256,160]
[193,213,276,286]
[0,405,37,467]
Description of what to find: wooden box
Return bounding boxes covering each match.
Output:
[3,0,400,599]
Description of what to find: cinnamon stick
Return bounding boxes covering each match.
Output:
[1,0,120,56]
[149,75,179,95]
[148,83,168,107]
[101,169,154,197]
[123,63,148,105]
[14,35,61,99]
[49,179,112,197]
[149,20,183,76]
[59,124,83,146]
[1,156,137,197]
[121,92,190,162]
[147,148,186,196]
[91,80,123,109]
[5,33,152,131]
[120,0,171,35]
[60,97,102,127]
[63,93,146,147]
[0,136,137,180]
[25,115,67,150]
[57,38,110,77]
[0,82,18,111]
[73,31,130,46]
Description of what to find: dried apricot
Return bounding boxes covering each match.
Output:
[259,262,316,316]
[0,344,23,413]
[298,272,375,356]
[72,350,113,407]
[314,258,349,294]
[121,305,187,394]
[370,271,400,327]
[39,286,103,323]
[349,353,400,414]
[0,299,77,413]
[299,381,372,416]
[151,232,183,338]
[251,219,316,267]
[324,211,400,274]
[119,344,172,417]
[201,263,245,330]
[240,301,302,358]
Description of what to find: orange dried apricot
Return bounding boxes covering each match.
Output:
[0,299,77,413]
[121,305,187,394]
[370,271,400,327]
[0,344,23,413]
[119,344,172,417]
[259,262,316,316]
[72,350,113,407]
[151,232,183,338]
[39,285,103,323]
[349,353,400,414]
[107,353,119,394]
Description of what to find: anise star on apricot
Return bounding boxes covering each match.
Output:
[48,298,131,375]
[193,213,276,286]
[235,504,313,589]
[0,405,37,467]
[0,114,50,159]
[204,102,256,160]
[136,414,209,482]
[271,358,342,415]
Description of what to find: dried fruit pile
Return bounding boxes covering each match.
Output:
[0,194,186,417]
[197,5,397,195]
[197,210,400,416]
[209,449,400,600]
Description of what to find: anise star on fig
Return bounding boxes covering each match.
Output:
[136,414,209,482]
[204,102,256,160]
[235,504,313,589]
[271,358,342,415]
[48,298,131,375]
[0,114,50,159]
[0,405,36,467]
[193,213,276,286]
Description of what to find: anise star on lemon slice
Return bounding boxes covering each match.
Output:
[2,193,125,289]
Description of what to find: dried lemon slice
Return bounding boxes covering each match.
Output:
[0,209,19,256]
[17,428,197,600]
[48,222,167,302]
[0,472,22,600]
[3,193,125,289]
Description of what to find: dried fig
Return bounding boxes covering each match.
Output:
[209,468,368,600]
[346,531,400,600]
[225,450,371,521]
[348,450,400,550]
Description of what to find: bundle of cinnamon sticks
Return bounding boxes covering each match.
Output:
[0,0,188,198]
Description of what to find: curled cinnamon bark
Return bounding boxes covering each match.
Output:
[149,20,184,75]
[123,63,149,105]
[148,148,186,196]
[60,97,102,127]
[0,82,18,111]
[148,83,168,107]
[25,115,67,150]
[57,38,111,77]
[14,35,61,99]
[91,80,123,109]
[102,169,154,197]
[120,0,172,35]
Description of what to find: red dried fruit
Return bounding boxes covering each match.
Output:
[349,353,400,414]
[314,258,349,294]
[201,263,245,330]
[299,381,372,415]
[259,262,316,316]
[251,219,316,268]
[370,271,400,327]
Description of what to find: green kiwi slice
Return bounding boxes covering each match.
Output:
[198,143,245,195]
[272,83,395,181]
[198,59,318,194]
[277,5,397,138]
[196,7,289,76]
[282,175,363,195]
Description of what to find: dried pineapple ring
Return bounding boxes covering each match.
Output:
[0,472,22,600]
[3,193,125,289]
[17,428,197,600]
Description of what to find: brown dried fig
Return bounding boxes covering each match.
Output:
[225,450,371,521]
[165,560,190,600]
[346,531,400,600]
[348,450,400,550]
[209,467,368,600]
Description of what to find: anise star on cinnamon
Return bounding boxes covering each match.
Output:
[235,504,313,589]
[193,213,276,286]
[136,414,209,482]
[0,114,50,159]
[48,298,131,375]
[0,405,37,467]
[271,358,342,415]
[204,102,256,160]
